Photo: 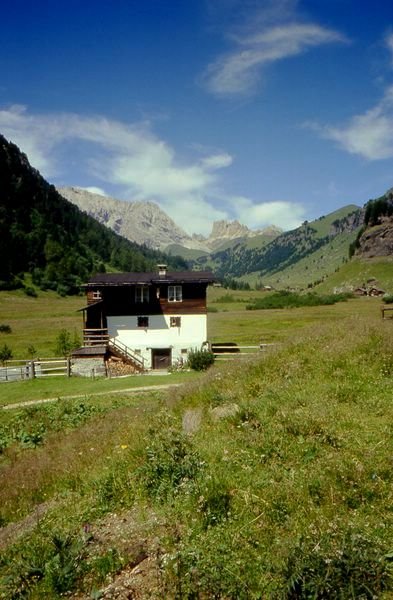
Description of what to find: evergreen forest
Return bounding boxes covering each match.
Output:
[0,134,187,295]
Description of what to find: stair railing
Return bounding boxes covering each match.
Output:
[108,338,145,371]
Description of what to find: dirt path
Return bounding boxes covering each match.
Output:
[1,383,182,411]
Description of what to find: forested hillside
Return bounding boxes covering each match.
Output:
[0,135,186,294]
[193,206,362,280]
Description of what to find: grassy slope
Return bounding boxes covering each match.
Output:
[165,244,209,260]
[309,204,359,236]
[315,256,393,294]
[198,205,362,287]
[239,229,358,289]
[0,300,392,597]
[0,290,82,359]
[237,206,362,289]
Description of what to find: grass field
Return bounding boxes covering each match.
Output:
[0,289,82,359]
[1,290,393,597]
[0,287,385,360]
[0,371,199,407]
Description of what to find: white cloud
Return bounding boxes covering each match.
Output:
[0,105,56,174]
[0,105,305,235]
[200,153,233,170]
[308,33,393,161]
[79,186,108,196]
[0,105,232,235]
[229,195,305,230]
[316,85,393,160]
[202,22,347,96]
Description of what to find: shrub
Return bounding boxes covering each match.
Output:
[383,293,393,304]
[55,329,81,356]
[187,348,215,371]
[0,324,11,333]
[27,344,37,358]
[213,294,236,303]
[1,533,86,597]
[246,291,352,310]
[0,343,13,364]
[24,286,38,297]
[285,529,392,598]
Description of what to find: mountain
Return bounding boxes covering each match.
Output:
[192,205,363,288]
[57,186,370,291]
[57,186,203,251]
[0,135,186,294]
[58,186,282,254]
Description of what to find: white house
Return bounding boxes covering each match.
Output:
[80,265,215,370]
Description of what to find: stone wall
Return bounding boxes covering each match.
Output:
[72,357,106,378]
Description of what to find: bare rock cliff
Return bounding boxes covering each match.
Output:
[356,217,393,258]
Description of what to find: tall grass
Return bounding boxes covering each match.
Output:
[1,310,393,597]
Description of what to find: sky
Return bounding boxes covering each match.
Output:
[1,0,393,236]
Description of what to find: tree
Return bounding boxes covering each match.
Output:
[0,343,13,365]
[55,329,81,357]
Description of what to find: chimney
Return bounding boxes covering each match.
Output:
[157,264,167,277]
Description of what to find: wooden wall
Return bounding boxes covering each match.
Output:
[85,282,208,325]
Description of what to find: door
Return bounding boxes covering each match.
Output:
[151,348,172,369]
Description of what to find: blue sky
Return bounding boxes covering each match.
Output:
[1,0,393,235]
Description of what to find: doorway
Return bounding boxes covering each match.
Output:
[151,348,172,369]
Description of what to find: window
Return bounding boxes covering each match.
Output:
[170,316,181,327]
[168,285,182,302]
[135,286,149,303]
[137,316,149,328]
[92,290,102,300]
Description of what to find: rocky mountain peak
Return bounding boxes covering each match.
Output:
[210,220,251,241]
[57,187,201,250]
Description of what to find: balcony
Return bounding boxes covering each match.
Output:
[83,328,109,346]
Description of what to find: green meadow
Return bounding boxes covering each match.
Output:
[1,289,393,597]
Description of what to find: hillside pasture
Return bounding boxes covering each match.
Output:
[0,290,82,359]
[0,305,393,597]
[1,288,384,361]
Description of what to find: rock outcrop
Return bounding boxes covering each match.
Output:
[356,218,393,258]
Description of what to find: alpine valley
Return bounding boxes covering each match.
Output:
[1,133,392,295]
[58,186,372,290]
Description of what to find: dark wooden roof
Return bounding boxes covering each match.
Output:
[72,345,107,356]
[85,271,216,287]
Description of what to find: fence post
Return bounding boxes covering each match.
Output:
[30,360,36,379]
[67,357,71,377]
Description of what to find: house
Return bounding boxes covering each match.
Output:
[78,265,215,371]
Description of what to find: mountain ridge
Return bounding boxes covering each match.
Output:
[57,186,282,253]
[192,205,363,288]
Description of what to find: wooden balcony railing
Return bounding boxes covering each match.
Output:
[83,328,109,346]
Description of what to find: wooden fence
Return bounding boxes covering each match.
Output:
[211,342,276,360]
[0,358,71,382]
